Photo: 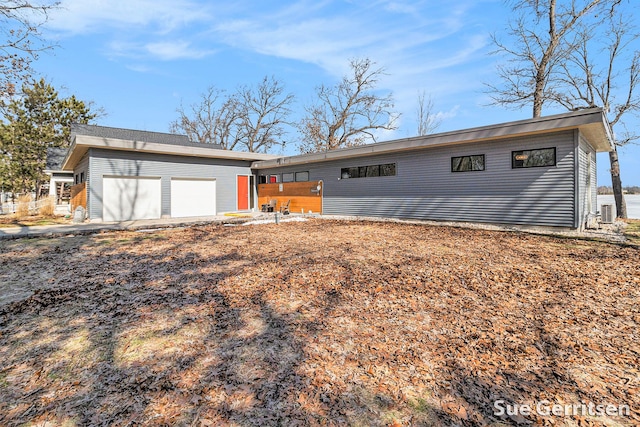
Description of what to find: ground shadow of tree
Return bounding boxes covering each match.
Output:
[0,221,638,426]
[0,224,373,425]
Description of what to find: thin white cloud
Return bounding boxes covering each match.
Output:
[125,64,153,74]
[209,0,486,77]
[108,40,214,61]
[44,0,500,136]
[47,0,212,35]
[145,41,214,61]
[205,0,494,139]
[382,0,424,15]
[46,0,216,62]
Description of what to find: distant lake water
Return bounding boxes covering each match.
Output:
[597,194,640,219]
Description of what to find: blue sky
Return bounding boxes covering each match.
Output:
[35,0,640,185]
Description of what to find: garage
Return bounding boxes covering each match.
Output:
[103,176,161,222]
[170,178,216,218]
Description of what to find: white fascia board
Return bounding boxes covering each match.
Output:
[62,135,279,170]
[252,108,613,169]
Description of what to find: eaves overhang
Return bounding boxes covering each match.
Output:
[61,136,279,171]
[251,108,614,170]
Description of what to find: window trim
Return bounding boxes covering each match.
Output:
[512,147,556,169]
[451,154,485,173]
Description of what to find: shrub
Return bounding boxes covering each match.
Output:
[15,194,32,218]
[39,196,55,217]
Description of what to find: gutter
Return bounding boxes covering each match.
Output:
[251,108,612,169]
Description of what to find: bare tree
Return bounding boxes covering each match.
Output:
[488,0,621,118]
[170,78,293,153]
[236,76,294,153]
[1,1,60,102]
[416,90,441,136]
[170,86,242,150]
[298,58,398,153]
[552,18,640,218]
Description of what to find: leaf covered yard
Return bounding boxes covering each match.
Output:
[0,220,638,426]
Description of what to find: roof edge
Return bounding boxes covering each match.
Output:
[252,108,613,169]
[62,135,279,170]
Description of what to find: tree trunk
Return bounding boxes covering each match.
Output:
[533,83,544,118]
[609,147,627,219]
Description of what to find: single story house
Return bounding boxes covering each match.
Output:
[55,108,613,229]
[60,124,278,222]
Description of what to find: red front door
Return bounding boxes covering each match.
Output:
[237,175,249,210]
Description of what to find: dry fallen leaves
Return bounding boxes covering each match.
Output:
[0,219,638,426]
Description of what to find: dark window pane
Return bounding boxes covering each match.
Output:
[365,165,380,177]
[470,155,485,171]
[295,171,309,182]
[342,163,395,179]
[380,163,396,176]
[282,173,294,182]
[341,167,357,179]
[452,155,484,172]
[512,148,556,168]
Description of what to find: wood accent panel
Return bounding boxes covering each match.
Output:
[258,181,323,214]
[70,182,86,211]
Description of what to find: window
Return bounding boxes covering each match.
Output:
[258,175,267,184]
[451,155,485,172]
[80,172,85,183]
[282,172,294,182]
[269,175,280,183]
[512,148,556,168]
[341,167,359,179]
[295,171,309,182]
[380,163,396,176]
[341,163,396,179]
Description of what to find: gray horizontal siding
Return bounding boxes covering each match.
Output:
[88,148,253,220]
[259,131,577,227]
[577,134,597,228]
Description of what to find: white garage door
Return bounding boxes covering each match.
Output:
[103,176,161,222]
[171,178,216,218]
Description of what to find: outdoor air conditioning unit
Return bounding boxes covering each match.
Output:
[601,204,614,224]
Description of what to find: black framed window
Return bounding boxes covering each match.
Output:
[451,155,485,172]
[512,148,556,168]
[295,171,309,182]
[380,163,396,176]
[282,172,294,182]
[341,163,396,179]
